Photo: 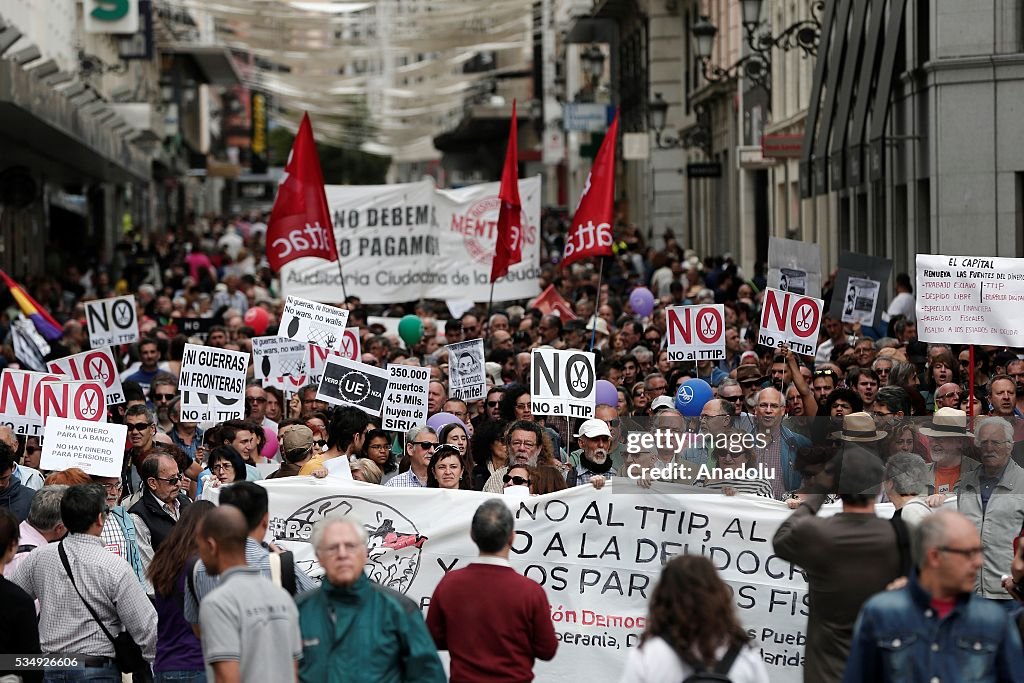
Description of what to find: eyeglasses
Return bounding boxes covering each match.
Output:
[699,414,729,420]
[486,401,502,408]
[515,401,531,409]
[739,380,759,388]
[100,482,123,492]
[757,402,783,410]
[126,422,152,432]
[720,394,743,402]
[938,546,983,559]
[936,392,961,401]
[978,439,1012,448]
[604,419,621,428]
[632,390,644,397]
[211,463,234,472]
[503,475,531,486]
[154,393,176,402]
[152,474,183,485]
[509,440,537,449]
[246,396,267,404]
[24,446,40,455]
[411,441,439,450]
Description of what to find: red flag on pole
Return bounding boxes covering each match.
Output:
[563,110,618,267]
[490,100,522,282]
[265,113,339,272]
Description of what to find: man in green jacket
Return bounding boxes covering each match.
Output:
[297,514,445,683]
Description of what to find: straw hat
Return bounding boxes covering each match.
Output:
[830,412,888,442]
[918,407,974,438]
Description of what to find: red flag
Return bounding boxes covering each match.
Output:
[265,113,339,272]
[490,100,522,282]
[530,284,578,320]
[563,111,618,267]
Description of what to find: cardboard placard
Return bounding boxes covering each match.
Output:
[828,250,892,328]
[316,358,389,416]
[0,370,106,436]
[85,295,139,347]
[446,338,486,401]
[178,344,248,422]
[40,418,127,477]
[666,305,726,361]
[767,238,822,298]
[382,364,430,432]
[252,336,309,390]
[48,347,126,405]
[530,349,596,418]
[279,296,350,352]
[757,288,824,356]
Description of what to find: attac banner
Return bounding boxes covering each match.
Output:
[261,480,815,683]
[40,418,127,477]
[280,177,542,304]
[757,288,824,357]
[531,349,596,418]
[446,339,485,401]
[666,305,725,362]
[48,347,125,405]
[916,254,1024,346]
[179,344,248,422]
[85,295,139,348]
[0,370,106,436]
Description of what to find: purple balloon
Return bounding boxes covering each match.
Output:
[595,379,619,408]
[629,287,655,317]
[426,412,467,433]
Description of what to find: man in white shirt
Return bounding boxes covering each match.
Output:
[886,273,916,323]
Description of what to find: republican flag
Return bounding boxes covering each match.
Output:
[563,111,619,267]
[266,113,339,272]
[490,100,522,282]
[0,270,61,340]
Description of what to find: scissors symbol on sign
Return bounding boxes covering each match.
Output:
[569,361,589,391]
[87,358,109,383]
[700,313,717,337]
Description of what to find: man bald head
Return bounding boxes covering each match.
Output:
[197,505,249,575]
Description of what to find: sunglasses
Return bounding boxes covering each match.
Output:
[154,393,176,402]
[411,441,439,450]
[486,401,502,408]
[813,369,837,377]
[152,474,183,485]
[721,394,743,402]
[246,396,267,403]
[24,446,40,454]
[126,422,152,432]
[503,475,531,486]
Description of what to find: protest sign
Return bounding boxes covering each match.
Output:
[531,349,596,418]
[767,238,822,298]
[316,357,389,416]
[40,418,127,477]
[339,328,361,361]
[262,480,820,683]
[252,336,309,390]
[446,338,485,401]
[279,296,350,352]
[757,288,824,356]
[280,177,542,304]
[85,295,139,347]
[916,254,1024,346]
[178,344,248,422]
[169,317,215,340]
[48,347,125,405]
[0,370,105,436]
[828,250,891,328]
[666,305,725,361]
[382,364,430,432]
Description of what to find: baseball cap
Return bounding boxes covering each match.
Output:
[279,425,314,456]
[574,418,611,439]
[736,366,763,384]
[651,396,675,413]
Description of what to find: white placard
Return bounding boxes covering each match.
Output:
[768,237,822,298]
[916,254,1024,346]
[665,305,725,361]
[382,364,430,432]
[531,349,596,418]
[40,418,127,477]
[48,347,125,405]
[279,296,350,351]
[446,338,486,401]
[178,344,249,422]
[0,370,106,436]
[252,336,309,390]
[316,357,389,416]
[757,288,824,357]
[840,277,880,326]
[85,295,139,348]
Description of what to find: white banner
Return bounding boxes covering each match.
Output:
[40,418,126,477]
[252,337,309,390]
[48,347,125,405]
[179,344,248,422]
[281,177,542,304]
[0,370,106,436]
[446,339,485,401]
[261,480,815,683]
[916,254,1024,346]
[666,305,725,362]
[382,364,430,432]
[279,297,350,351]
[85,295,139,348]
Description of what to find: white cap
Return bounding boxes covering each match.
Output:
[574,418,611,439]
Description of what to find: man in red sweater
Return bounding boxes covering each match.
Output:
[426,499,558,682]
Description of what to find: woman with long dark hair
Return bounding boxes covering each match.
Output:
[620,555,768,683]
[147,500,215,683]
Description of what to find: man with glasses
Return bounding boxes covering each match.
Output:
[483,421,546,493]
[536,314,563,348]
[852,338,878,368]
[0,425,43,493]
[751,387,809,499]
[920,408,980,499]
[934,382,962,410]
[129,453,191,572]
[442,399,470,432]
[148,375,178,433]
[386,426,438,488]
[124,404,159,496]
[91,474,147,585]
[643,373,668,412]
[845,511,1024,682]
[735,365,763,412]
[957,417,1024,602]
[476,387,505,427]
[717,379,755,431]
[461,313,482,341]
[682,399,736,468]
[569,404,624,470]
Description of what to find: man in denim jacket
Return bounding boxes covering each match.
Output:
[844,510,1024,682]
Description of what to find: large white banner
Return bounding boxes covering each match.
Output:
[262,480,816,683]
[916,254,1024,346]
[281,177,542,304]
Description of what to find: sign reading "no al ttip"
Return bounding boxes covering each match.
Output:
[757,288,824,356]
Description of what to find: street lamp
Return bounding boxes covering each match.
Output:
[648,92,711,155]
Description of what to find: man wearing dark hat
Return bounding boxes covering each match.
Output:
[773,447,903,683]
[920,408,980,500]
[735,365,763,413]
[268,425,321,479]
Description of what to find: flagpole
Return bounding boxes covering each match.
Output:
[589,257,605,351]
[486,280,496,351]
[334,257,349,303]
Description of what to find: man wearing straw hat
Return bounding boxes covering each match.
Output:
[829,411,888,446]
[920,408,981,501]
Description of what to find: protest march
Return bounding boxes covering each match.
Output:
[3,111,1024,683]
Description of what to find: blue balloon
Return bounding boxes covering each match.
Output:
[675,378,714,417]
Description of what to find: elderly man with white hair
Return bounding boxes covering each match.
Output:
[957,416,1024,601]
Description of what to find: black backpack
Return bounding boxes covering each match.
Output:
[681,644,742,683]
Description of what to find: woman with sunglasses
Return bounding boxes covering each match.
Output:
[426,444,471,490]
[501,465,533,494]
[631,381,649,415]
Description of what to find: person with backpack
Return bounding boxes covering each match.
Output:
[146,500,214,683]
[182,482,317,634]
[619,555,768,683]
